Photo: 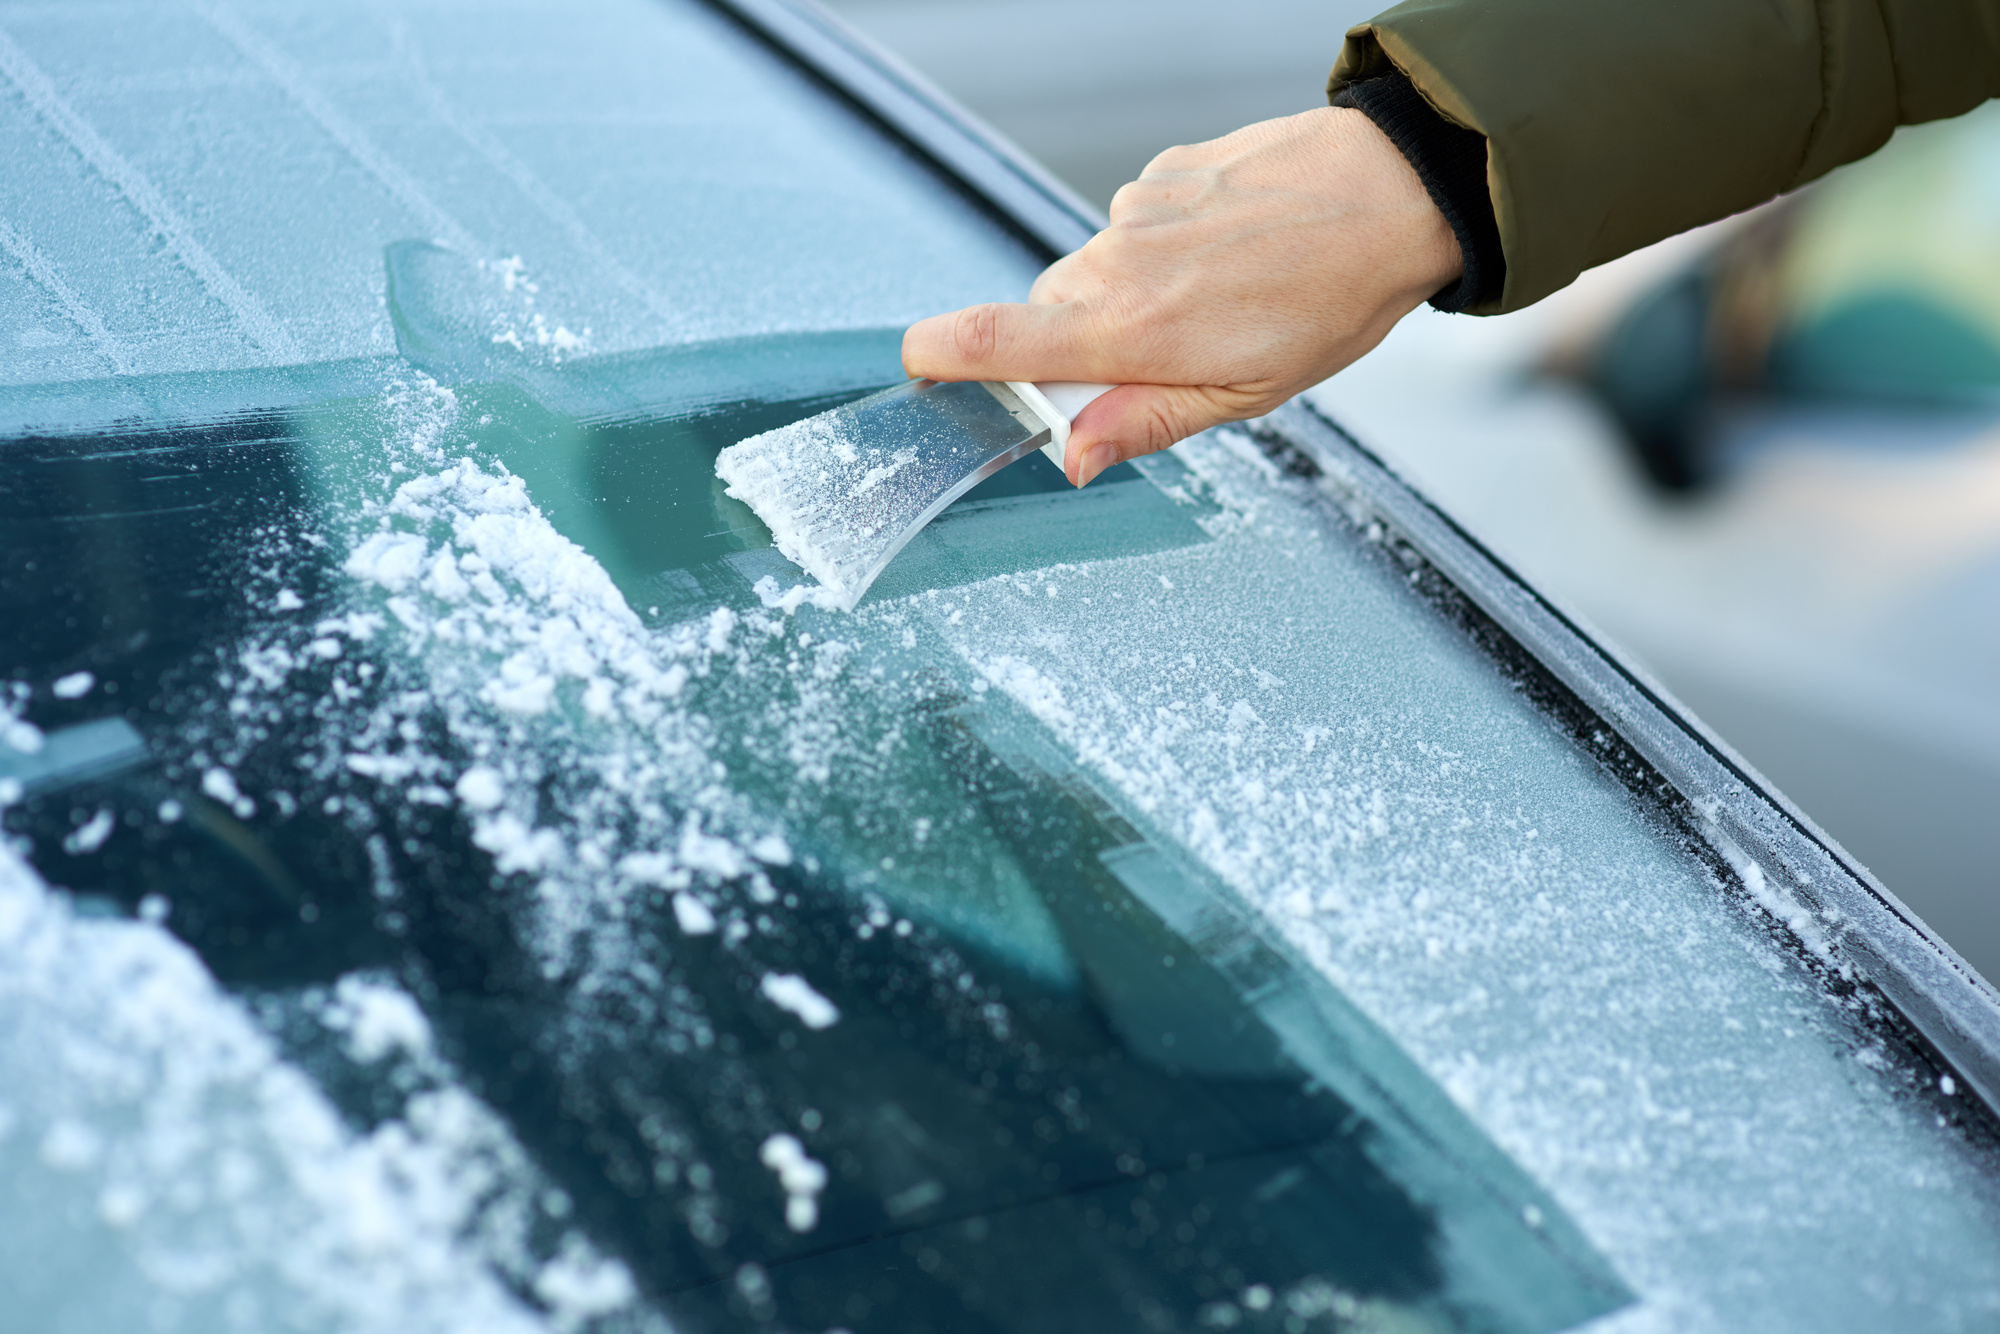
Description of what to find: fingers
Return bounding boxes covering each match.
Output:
[902,292,1279,490]
[1062,383,1270,487]
[902,301,1101,384]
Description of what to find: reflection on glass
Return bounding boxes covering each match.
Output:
[0,326,1627,1331]
[5,0,1994,1329]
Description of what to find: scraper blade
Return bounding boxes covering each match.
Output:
[716,379,1068,611]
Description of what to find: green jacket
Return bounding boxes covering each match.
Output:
[1332,0,2000,314]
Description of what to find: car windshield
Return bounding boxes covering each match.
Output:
[3,3,1998,1332]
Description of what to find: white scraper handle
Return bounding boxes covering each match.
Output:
[1004,381,1118,469]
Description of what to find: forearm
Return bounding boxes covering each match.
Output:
[1336,0,2000,312]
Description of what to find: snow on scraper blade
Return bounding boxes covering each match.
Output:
[715,379,1059,611]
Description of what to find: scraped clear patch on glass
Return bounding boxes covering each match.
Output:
[0,351,1630,1334]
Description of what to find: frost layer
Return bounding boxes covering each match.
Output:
[0,845,638,1334]
[924,428,2000,1333]
[15,361,1999,1334]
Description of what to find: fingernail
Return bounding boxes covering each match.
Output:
[1078,442,1117,487]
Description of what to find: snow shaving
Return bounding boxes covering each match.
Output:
[5,361,1997,1333]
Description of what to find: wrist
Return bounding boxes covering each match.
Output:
[1331,74,1502,313]
[1314,107,1463,306]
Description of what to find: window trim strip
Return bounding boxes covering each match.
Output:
[708,0,1101,260]
[1269,399,2000,1118]
[707,0,2000,1119]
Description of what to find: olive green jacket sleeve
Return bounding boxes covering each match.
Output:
[1330,0,2000,314]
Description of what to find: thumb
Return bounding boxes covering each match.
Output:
[1062,383,1253,487]
[902,302,1097,383]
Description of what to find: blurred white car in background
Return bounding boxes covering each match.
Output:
[1327,106,2000,985]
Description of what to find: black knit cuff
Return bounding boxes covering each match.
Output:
[1332,72,1504,313]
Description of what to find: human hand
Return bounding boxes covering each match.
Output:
[901,106,1462,485]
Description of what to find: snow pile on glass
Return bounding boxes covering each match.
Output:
[0,844,643,1334]
[5,347,1997,1329]
[2,0,1998,1329]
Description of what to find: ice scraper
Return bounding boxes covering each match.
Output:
[715,379,1114,611]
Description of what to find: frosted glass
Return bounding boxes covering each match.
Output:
[1,0,1996,1330]
[0,0,1044,385]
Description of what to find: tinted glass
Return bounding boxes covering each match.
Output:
[4,3,1999,1334]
